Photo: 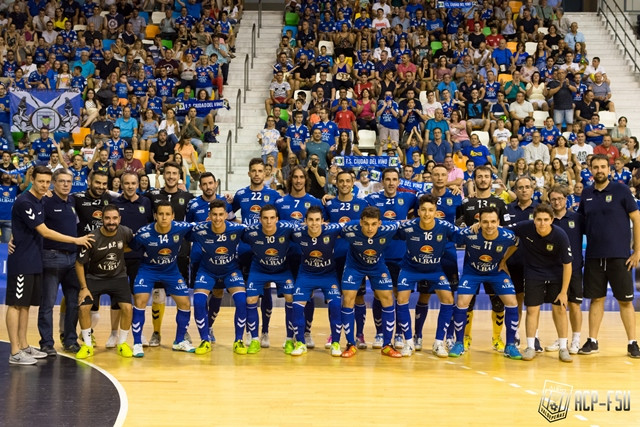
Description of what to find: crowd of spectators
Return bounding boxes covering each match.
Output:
[263,0,639,206]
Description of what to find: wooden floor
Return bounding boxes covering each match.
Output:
[1,306,639,426]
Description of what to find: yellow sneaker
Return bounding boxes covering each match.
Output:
[464,335,472,351]
[233,340,248,355]
[492,336,505,352]
[195,340,212,355]
[76,344,94,359]
[117,342,133,358]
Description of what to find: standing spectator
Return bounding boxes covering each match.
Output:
[257,115,283,163]
[545,69,576,131]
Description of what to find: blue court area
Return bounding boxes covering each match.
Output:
[0,246,638,311]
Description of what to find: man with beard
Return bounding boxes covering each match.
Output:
[577,155,640,358]
[75,205,134,359]
[144,162,194,347]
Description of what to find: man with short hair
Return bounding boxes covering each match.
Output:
[115,146,144,177]
[146,129,174,174]
[545,68,576,131]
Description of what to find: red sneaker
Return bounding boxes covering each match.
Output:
[381,345,402,358]
[341,343,357,358]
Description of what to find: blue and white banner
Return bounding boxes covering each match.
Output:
[399,178,433,193]
[437,1,475,8]
[333,155,400,169]
[174,98,230,116]
[10,89,83,134]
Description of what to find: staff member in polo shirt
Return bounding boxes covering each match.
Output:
[512,204,573,363]
[37,169,83,357]
[577,154,640,358]
[6,166,93,365]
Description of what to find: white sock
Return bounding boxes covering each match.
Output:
[110,329,118,337]
[91,311,100,329]
[405,338,414,348]
[589,337,598,344]
[434,339,443,346]
[81,329,92,347]
[527,337,535,349]
[118,329,128,345]
[572,332,580,343]
[630,340,636,345]
[535,329,539,339]
[558,338,568,350]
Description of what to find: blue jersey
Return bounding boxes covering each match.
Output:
[155,78,176,97]
[324,196,369,258]
[458,227,518,275]
[70,166,90,193]
[540,126,560,146]
[189,221,245,275]
[0,184,19,221]
[32,138,54,162]
[185,47,203,62]
[241,221,297,273]
[130,79,148,97]
[312,120,340,146]
[612,169,632,186]
[397,218,457,272]
[105,138,125,162]
[71,75,87,92]
[146,96,163,115]
[340,220,399,270]
[106,105,123,120]
[291,223,343,275]
[195,66,213,88]
[484,81,501,103]
[275,193,322,222]
[366,191,416,262]
[232,186,281,226]
[426,188,462,223]
[186,195,231,222]
[132,221,193,272]
[581,169,594,187]
[285,124,310,154]
[518,125,536,145]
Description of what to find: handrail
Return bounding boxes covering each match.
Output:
[244,54,249,103]
[225,130,233,191]
[599,0,640,74]
[251,23,256,68]
[217,178,222,194]
[235,88,242,133]
[258,0,262,37]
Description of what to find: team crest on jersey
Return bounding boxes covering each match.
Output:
[446,198,453,206]
[139,206,145,213]
[437,234,443,242]
[546,244,554,251]
[179,198,185,205]
[528,214,534,220]
[230,234,237,240]
[568,221,575,229]
[173,235,180,242]
[379,238,386,244]
[304,202,310,208]
[264,195,270,202]
[398,198,404,205]
[496,245,503,253]
[323,236,330,243]
[117,241,123,249]
[354,205,360,212]
[605,195,612,203]
[279,236,285,243]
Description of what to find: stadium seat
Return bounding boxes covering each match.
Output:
[498,74,513,84]
[509,0,522,13]
[316,72,332,82]
[72,127,91,146]
[318,40,334,56]
[419,90,428,106]
[102,39,114,50]
[145,25,160,40]
[133,149,149,165]
[73,25,86,32]
[562,131,573,141]
[11,132,24,143]
[430,41,442,54]
[482,26,491,36]
[161,39,173,49]
[538,27,548,35]
[282,25,298,38]
[358,130,377,152]
[506,41,518,53]
[285,12,299,26]
[138,11,149,22]
[533,110,549,127]
[471,131,490,148]
[100,10,109,17]
[598,111,617,128]
[279,109,289,122]
[142,39,153,46]
[525,42,537,55]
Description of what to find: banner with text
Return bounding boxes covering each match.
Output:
[10,89,83,134]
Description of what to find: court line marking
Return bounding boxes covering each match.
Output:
[574,415,588,421]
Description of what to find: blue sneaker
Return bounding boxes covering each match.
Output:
[448,342,465,358]
[504,344,522,360]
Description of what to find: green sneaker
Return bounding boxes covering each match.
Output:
[233,340,248,355]
[247,339,261,354]
[291,341,307,356]
[330,341,342,357]
[283,339,295,354]
[195,340,212,355]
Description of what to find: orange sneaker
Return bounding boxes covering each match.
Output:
[341,343,357,358]
[381,345,402,358]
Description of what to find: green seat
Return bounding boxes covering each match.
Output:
[430,41,442,54]
[483,26,491,36]
[279,109,289,122]
[285,12,299,26]
[161,39,173,49]
[11,131,24,142]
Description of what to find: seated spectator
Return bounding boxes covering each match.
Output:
[265,70,293,116]
[574,90,599,127]
[492,118,512,160]
[611,116,632,151]
[464,89,489,134]
[502,136,525,182]
[585,114,608,147]
[461,133,495,172]
[425,128,451,163]
[526,71,548,111]
[524,131,550,168]
[509,92,534,133]
[593,135,619,165]
[589,72,615,112]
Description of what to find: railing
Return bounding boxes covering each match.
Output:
[235,88,242,136]
[258,0,262,37]
[244,54,249,103]
[599,0,640,74]
[251,23,256,69]
[225,130,233,191]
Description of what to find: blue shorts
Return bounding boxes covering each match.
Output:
[398,268,451,293]
[441,244,459,286]
[133,268,189,296]
[194,268,245,292]
[247,269,294,297]
[293,271,341,302]
[458,271,515,296]
[342,265,393,292]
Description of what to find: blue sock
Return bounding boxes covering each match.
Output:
[304,298,315,334]
[396,302,412,340]
[292,303,306,343]
[207,294,222,327]
[232,292,247,342]
[193,292,209,341]
[175,308,190,343]
[446,313,455,339]
[328,298,342,343]
[261,287,272,334]
[247,302,259,339]
[414,303,429,339]
[436,303,454,341]
[453,306,468,343]
[372,298,382,335]
[132,307,145,345]
[341,307,355,344]
[354,303,366,336]
[505,305,519,345]
[381,305,395,346]
[285,302,294,339]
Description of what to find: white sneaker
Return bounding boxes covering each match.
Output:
[304,332,315,349]
[172,340,196,353]
[141,334,149,347]
[260,333,270,348]
[401,344,414,357]
[394,334,404,349]
[105,333,118,349]
[372,333,384,349]
[22,346,47,359]
[290,343,307,356]
[325,336,332,349]
[330,341,341,357]
[545,339,560,352]
[184,331,192,345]
[149,332,161,347]
[356,334,367,349]
[569,339,580,355]
[445,338,455,351]
[414,336,423,352]
[9,350,37,365]
[432,342,448,358]
[133,344,144,358]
